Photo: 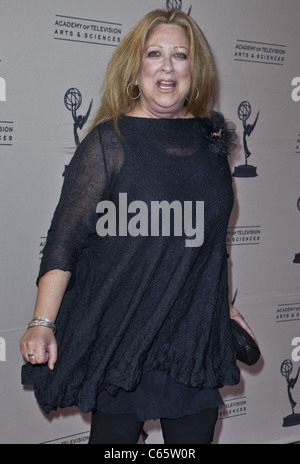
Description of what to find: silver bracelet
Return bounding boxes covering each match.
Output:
[27,317,56,334]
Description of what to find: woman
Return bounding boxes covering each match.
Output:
[20,9,254,444]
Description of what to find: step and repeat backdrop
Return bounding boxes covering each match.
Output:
[1,0,300,444]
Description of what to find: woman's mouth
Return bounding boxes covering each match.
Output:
[157,80,176,90]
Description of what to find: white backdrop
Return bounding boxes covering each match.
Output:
[1,0,300,444]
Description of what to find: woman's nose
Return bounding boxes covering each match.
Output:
[161,55,174,73]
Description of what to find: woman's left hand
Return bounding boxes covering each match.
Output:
[229,303,255,339]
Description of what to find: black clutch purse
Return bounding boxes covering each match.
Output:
[231,319,260,366]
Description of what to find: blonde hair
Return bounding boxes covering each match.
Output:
[88,9,216,134]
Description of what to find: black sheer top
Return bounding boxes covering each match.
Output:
[22,112,240,414]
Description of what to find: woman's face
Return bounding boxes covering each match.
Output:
[135,24,191,119]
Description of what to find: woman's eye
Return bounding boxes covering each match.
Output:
[146,50,160,58]
[175,52,188,59]
[145,50,189,59]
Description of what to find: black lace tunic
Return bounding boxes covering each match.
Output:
[22,112,240,415]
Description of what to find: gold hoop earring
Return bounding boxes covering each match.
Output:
[186,88,199,103]
[126,83,140,100]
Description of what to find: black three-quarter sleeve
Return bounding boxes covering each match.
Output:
[38,126,110,283]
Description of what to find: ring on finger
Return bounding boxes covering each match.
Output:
[28,353,35,358]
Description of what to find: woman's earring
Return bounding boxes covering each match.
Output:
[186,88,199,103]
[126,83,141,100]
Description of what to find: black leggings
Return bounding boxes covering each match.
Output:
[88,408,218,444]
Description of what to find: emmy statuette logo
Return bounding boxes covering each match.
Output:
[64,88,93,147]
[166,0,192,15]
[280,359,300,427]
[233,101,260,178]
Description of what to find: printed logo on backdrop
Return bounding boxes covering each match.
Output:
[227,101,261,246]
[38,88,93,261]
[275,302,300,323]
[0,61,14,146]
[64,88,93,147]
[54,14,122,47]
[0,337,6,362]
[41,431,90,444]
[0,75,6,101]
[233,101,260,178]
[39,237,47,260]
[0,120,13,146]
[218,396,247,420]
[291,80,300,155]
[227,225,261,246]
[234,40,286,66]
[295,134,300,155]
[280,357,300,427]
[276,314,300,427]
[166,0,192,15]
[291,77,300,102]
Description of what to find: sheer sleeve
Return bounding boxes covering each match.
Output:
[38,125,118,285]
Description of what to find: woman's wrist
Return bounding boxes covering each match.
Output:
[27,316,57,334]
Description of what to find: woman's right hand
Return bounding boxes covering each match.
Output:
[19,269,71,370]
[20,326,57,370]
